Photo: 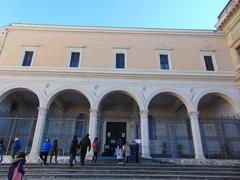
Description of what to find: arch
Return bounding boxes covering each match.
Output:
[195,89,240,114]
[44,86,94,109]
[0,85,43,107]
[95,87,145,111]
[147,89,194,112]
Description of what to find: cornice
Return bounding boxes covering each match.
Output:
[6,23,225,36]
[0,67,235,82]
[216,0,240,30]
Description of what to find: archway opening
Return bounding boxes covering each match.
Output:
[44,90,90,156]
[98,92,140,156]
[0,89,39,154]
[148,93,194,158]
[198,93,240,159]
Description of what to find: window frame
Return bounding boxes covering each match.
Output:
[20,47,37,67]
[67,48,83,68]
[113,48,128,70]
[200,52,218,71]
[156,49,172,70]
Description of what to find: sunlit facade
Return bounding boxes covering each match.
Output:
[0,1,240,163]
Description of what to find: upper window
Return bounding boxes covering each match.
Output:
[22,51,34,66]
[113,48,128,69]
[160,54,169,70]
[116,53,125,69]
[200,52,218,71]
[204,56,214,71]
[70,52,80,68]
[68,48,82,68]
[20,46,37,67]
[236,46,240,57]
[157,49,172,70]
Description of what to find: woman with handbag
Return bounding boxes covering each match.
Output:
[8,152,26,180]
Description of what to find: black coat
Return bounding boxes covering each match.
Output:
[51,141,58,152]
[79,137,91,152]
[8,159,26,180]
[69,138,78,155]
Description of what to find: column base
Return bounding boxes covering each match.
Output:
[141,153,151,159]
[194,154,206,160]
[26,153,41,163]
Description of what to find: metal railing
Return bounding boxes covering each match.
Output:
[0,115,37,154]
[148,116,194,158]
[199,115,240,159]
[42,116,88,156]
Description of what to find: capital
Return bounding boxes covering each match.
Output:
[38,107,48,116]
[188,111,199,119]
[89,109,98,113]
[140,110,149,116]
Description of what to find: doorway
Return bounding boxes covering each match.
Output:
[104,122,126,156]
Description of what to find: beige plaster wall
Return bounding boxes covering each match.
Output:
[0,27,234,71]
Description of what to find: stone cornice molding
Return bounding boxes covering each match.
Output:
[216,0,240,30]
[6,23,225,36]
[0,67,235,82]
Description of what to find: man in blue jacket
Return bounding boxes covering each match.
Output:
[11,138,21,158]
[40,138,52,165]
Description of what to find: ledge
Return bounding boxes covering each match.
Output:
[0,67,236,82]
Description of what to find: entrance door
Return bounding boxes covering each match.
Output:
[105,122,126,156]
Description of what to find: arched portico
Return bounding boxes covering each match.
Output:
[147,91,194,158]
[30,87,94,157]
[0,88,40,155]
[44,89,91,156]
[97,90,142,157]
[197,92,240,159]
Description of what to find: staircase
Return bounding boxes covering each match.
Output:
[1,161,240,179]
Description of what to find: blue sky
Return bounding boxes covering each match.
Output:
[0,0,229,29]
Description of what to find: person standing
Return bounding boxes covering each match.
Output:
[116,145,124,164]
[69,135,78,167]
[39,138,52,165]
[50,139,58,163]
[135,142,139,163]
[124,142,131,163]
[11,138,21,159]
[8,152,26,180]
[92,137,100,163]
[78,134,91,166]
[0,138,6,163]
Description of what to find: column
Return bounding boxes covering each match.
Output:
[188,111,205,159]
[29,107,48,158]
[86,109,98,159]
[88,109,98,142]
[140,110,151,159]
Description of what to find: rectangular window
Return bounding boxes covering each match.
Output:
[204,56,215,71]
[22,51,34,66]
[116,53,125,69]
[236,46,240,57]
[160,54,169,70]
[70,52,80,68]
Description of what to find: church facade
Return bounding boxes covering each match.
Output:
[0,1,240,163]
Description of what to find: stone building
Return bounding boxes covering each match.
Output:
[0,0,240,163]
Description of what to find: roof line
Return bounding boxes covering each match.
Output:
[6,23,224,35]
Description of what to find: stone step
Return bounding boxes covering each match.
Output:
[2,173,240,180]
[2,163,240,179]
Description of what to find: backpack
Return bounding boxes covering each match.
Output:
[92,142,97,149]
